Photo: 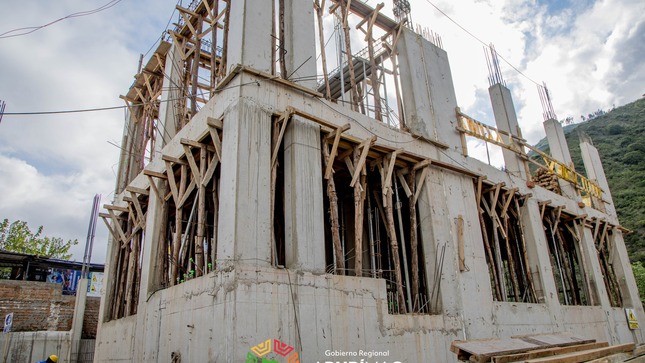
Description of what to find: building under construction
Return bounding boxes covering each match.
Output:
[96,1,645,361]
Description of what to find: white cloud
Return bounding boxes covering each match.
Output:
[0,0,178,263]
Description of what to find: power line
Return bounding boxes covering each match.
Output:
[422,0,540,86]
[2,78,266,117]
[0,0,124,40]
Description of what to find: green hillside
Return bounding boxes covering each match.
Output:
[557,98,645,262]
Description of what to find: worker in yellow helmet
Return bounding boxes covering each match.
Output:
[36,354,58,363]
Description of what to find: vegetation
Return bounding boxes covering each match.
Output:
[562,98,645,263]
[632,262,645,303]
[0,218,78,259]
[0,219,78,278]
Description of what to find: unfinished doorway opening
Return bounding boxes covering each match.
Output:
[475,180,540,303]
[541,205,596,306]
[320,133,433,315]
[143,119,222,291]
[590,219,623,307]
[101,196,147,320]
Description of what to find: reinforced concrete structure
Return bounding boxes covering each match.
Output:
[95,1,645,361]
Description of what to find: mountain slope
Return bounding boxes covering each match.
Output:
[557,98,645,262]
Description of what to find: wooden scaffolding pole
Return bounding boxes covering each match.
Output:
[407,168,419,310]
[365,5,383,121]
[476,183,503,301]
[315,0,331,99]
[381,157,406,314]
[338,0,360,111]
[322,136,345,275]
[514,197,538,302]
[195,146,207,275]
[353,146,367,277]
[125,230,140,316]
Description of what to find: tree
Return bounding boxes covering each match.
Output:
[0,219,78,259]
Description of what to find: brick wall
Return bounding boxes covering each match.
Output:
[0,280,101,338]
[82,297,100,338]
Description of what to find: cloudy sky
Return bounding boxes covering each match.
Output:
[0,0,643,263]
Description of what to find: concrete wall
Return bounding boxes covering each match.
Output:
[0,331,71,363]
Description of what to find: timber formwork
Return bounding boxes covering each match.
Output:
[96,1,645,362]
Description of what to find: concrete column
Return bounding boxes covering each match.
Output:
[283,116,325,272]
[227,0,274,73]
[580,141,617,219]
[156,42,183,150]
[396,29,462,150]
[217,99,273,267]
[543,119,578,198]
[489,84,527,179]
[580,226,619,344]
[283,0,316,88]
[67,278,88,362]
[520,198,564,326]
[610,230,645,343]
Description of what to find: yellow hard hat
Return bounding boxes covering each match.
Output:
[49,355,58,363]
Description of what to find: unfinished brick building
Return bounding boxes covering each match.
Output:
[95,1,644,361]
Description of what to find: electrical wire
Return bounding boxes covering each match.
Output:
[0,0,124,40]
[142,4,180,59]
[422,0,540,87]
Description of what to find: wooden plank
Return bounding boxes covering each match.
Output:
[162,155,188,165]
[100,214,119,242]
[177,179,197,208]
[396,171,412,198]
[322,135,344,275]
[126,186,149,196]
[182,144,202,182]
[382,150,401,195]
[143,169,167,179]
[108,209,128,243]
[208,125,223,163]
[324,123,351,179]
[129,192,146,228]
[452,333,595,363]
[412,166,429,205]
[350,136,376,187]
[381,158,406,314]
[500,188,518,218]
[206,116,223,130]
[164,161,180,203]
[271,113,290,167]
[492,342,609,363]
[525,343,634,363]
[146,175,163,204]
[202,153,219,187]
[180,137,216,152]
[104,204,129,213]
[456,215,465,272]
